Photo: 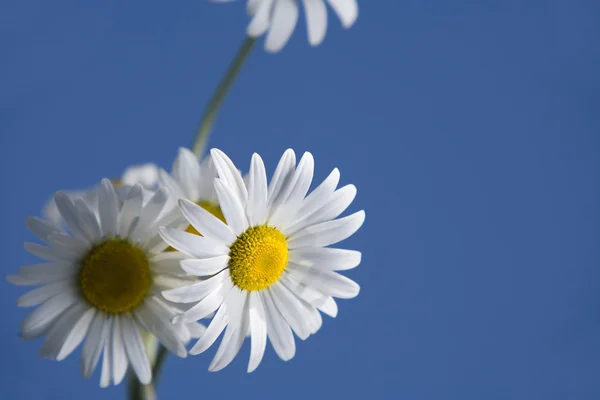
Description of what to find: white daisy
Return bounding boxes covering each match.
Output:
[43,163,159,227]
[219,0,358,52]
[161,148,364,372]
[158,148,225,232]
[8,180,204,387]
[121,163,160,189]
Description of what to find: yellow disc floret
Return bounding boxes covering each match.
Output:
[228,226,289,291]
[79,239,152,314]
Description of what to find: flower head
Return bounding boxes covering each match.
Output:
[161,148,364,372]
[221,0,359,53]
[9,180,204,387]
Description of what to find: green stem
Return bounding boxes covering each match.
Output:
[191,37,257,157]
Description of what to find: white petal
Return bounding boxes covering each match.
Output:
[267,149,296,207]
[42,196,63,227]
[180,255,230,276]
[196,156,220,201]
[326,0,358,28]
[317,296,338,318]
[131,188,168,243]
[207,289,249,372]
[268,283,310,340]
[214,179,249,236]
[17,281,73,307]
[278,275,323,334]
[159,227,229,258]
[247,0,262,15]
[81,312,108,378]
[54,192,89,242]
[134,299,187,358]
[121,317,151,385]
[172,148,202,200]
[20,291,77,339]
[111,316,128,385]
[39,302,87,359]
[269,152,314,227]
[175,279,233,323]
[12,261,76,286]
[289,247,361,271]
[210,148,248,204]
[265,0,299,52]
[247,292,267,372]
[150,251,187,276]
[287,263,360,299]
[122,163,159,188]
[247,153,268,226]
[262,291,295,361]
[307,305,323,333]
[98,179,119,236]
[303,0,328,46]
[208,321,242,372]
[287,210,365,248]
[247,0,274,36]
[100,316,114,388]
[73,198,102,242]
[186,322,208,339]
[45,237,86,265]
[284,184,356,235]
[118,184,144,237]
[151,274,193,294]
[280,273,330,310]
[24,231,86,262]
[163,269,229,303]
[158,169,186,200]
[22,243,62,261]
[298,168,340,216]
[179,199,235,245]
[57,307,95,361]
[188,297,230,355]
[25,216,62,243]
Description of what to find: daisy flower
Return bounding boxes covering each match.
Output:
[226,0,359,52]
[161,148,365,372]
[44,163,159,227]
[121,163,160,189]
[158,148,224,235]
[8,180,204,387]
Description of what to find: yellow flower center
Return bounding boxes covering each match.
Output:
[228,226,289,291]
[79,239,152,314]
[167,201,225,252]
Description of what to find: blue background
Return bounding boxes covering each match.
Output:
[1,1,599,399]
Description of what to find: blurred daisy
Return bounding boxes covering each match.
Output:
[158,148,224,236]
[234,0,358,52]
[121,163,160,188]
[8,180,204,387]
[161,148,364,372]
[44,163,159,227]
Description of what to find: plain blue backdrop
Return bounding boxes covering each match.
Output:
[1,1,599,399]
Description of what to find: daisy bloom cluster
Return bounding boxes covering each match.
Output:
[9,179,204,386]
[161,148,365,371]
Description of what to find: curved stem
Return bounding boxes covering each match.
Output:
[191,37,257,157]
